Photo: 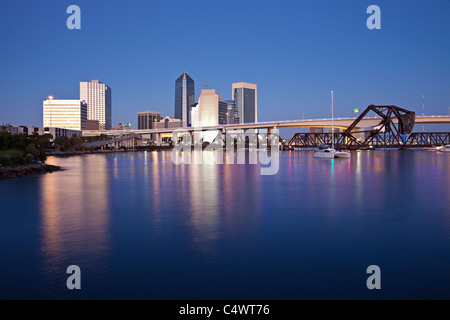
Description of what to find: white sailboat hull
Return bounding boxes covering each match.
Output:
[334,151,351,158]
[313,151,335,159]
[313,148,351,159]
[313,147,351,159]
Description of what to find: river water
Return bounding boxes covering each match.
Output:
[0,150,449,299]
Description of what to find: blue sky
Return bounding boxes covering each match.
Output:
[0,0,449,131]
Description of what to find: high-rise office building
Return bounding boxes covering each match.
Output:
[138,111,161,130]
[232,82,257,123]
[225,100,239,124]
[218,100,228,125]
[43,97,87,130]
[197,89,220,127]
[175,72,195,127]
[191,91,228,127]
[80,80,112,130]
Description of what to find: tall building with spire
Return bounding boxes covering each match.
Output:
[80,80,112,130]
[175,72,195,127]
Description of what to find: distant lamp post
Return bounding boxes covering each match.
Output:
[353,108,359,118]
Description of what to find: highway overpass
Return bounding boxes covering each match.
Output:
[82,115,450,137]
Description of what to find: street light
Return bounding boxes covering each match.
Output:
[353,108,359,118]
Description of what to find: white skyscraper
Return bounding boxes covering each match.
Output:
[197,89,220,127]
[193,89,223,143]
[80,80,112,130]
[43,97,87,130]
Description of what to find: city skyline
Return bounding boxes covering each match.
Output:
[1,1,450,131]
[1,1,450,302]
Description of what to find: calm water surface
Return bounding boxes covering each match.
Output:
[0,150,449,299]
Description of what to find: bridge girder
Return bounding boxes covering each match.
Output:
[340,105,415,148]
[289,105,419,149]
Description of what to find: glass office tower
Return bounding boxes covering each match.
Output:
[232,82,257,124]
[225,100,239,124]
[175,72,195,127]
[218,100,228,125]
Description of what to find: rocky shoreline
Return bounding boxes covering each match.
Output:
[0,163,62,181]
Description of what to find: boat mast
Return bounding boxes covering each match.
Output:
[422,88,424,132]
[331,90,334,149]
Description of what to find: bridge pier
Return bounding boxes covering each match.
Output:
[267,126,278,149]
[155,133,162,146]
[219,128,226,147]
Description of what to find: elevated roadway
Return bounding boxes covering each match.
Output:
[82,115,450,137]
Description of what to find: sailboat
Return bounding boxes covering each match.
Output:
[314,91,351,159]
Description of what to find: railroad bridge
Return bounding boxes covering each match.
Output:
[287,105,450,149]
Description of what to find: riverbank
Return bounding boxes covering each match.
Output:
[46,149,134,157]
[46,147,172,157]
[0,163,62,181]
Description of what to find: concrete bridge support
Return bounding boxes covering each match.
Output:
[267,126,278,149]
[219,128,226,147]
[155,133,162,146]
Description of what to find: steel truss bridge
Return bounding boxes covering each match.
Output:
[287,105,450,149]
[287,132,450,149]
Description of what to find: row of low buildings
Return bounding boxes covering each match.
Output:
[0,124,82,140]
[137,72,257,131]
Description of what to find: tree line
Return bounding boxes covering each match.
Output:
[0,132,51,166]
[0,132,124,166]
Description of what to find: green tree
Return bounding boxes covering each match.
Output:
[37,134,53,149]
[53,136,70,151]
[69,134,84,151]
